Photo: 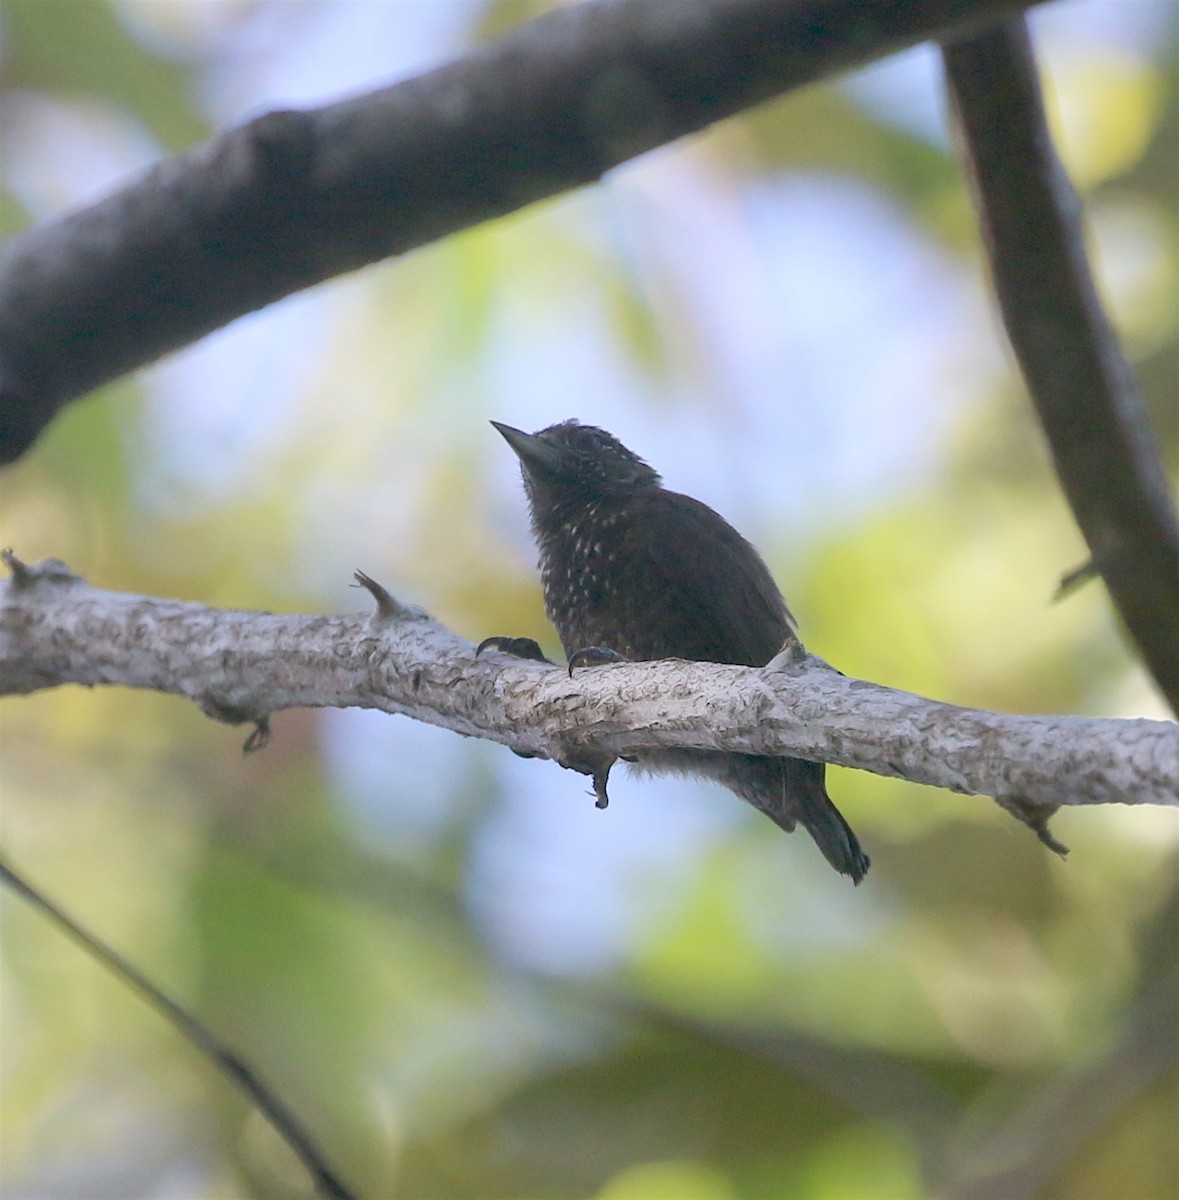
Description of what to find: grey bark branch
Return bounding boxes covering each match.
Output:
[2,556,1175,813]
[942,21,1179,715]
[0,0,1045,462]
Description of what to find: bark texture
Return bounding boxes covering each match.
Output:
[2,556,1174,813]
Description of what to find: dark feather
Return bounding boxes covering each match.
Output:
[492,419,870,883]
[641,490,797,666]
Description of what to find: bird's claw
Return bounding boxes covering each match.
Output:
[567,645,631,677]
[476,635,551,664]
[591,769,611,809]
[557,745,617,809]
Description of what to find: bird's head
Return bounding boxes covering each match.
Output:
[491,420,660,504]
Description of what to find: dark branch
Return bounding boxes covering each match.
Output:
[942,20,1179,715]
[0,0,1043,463]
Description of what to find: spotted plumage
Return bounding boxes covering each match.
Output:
[491,418,869,884]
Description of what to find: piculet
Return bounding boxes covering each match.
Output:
[486,418,869,884]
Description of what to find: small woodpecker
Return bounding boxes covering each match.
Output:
[487,419,869,884]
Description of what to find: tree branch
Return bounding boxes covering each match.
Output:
[0,853,357,1200]
[942,21,1179,715]
[0,0,1045,463]
[2,555,1174,818]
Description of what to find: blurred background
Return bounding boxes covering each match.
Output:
[1,1,1176,1197]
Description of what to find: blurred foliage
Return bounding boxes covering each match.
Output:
[1,2,1177,1199]
[1,0,209,149]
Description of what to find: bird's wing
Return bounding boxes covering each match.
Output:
[641,490,797,666]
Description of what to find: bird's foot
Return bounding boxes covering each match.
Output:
[475,635,551,664]
[567,645,631,677]
[477,636,551,758]
[590,767,611,809]
[558,744,617,809]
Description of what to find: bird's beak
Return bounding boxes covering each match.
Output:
[490,421,566,477]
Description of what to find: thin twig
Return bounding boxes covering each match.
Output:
[942,20,1179,714]
[0,854,359,1200]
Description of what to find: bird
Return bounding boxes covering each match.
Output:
[483,418,869,884]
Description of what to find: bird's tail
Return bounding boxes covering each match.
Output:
[631,749,870,884]
[735,755,870,884]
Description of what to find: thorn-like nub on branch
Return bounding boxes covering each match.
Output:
[994,794,1070,858]
[1054,558,1101,602]
[763,636,808,674]
[2,549,82,589]
[243,717,272,754]
[2,548,31,585]
[353,569,410,621]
